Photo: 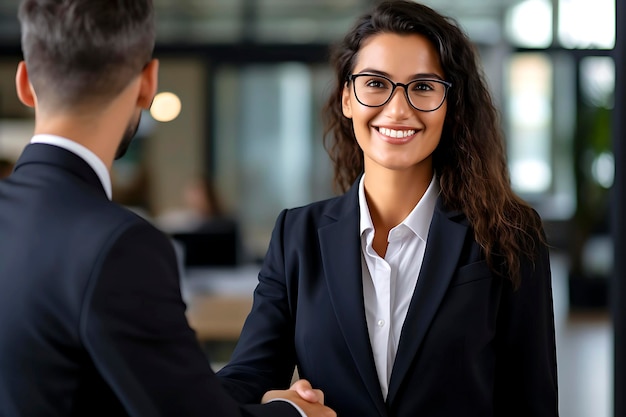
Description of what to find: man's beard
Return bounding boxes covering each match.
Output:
[114,112,141,160]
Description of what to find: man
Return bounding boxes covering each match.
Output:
[0,1,334,416]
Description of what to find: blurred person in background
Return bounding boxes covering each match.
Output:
[157,175,245,267]
[157,175,239,235]
[0,0,334,416]
[217,1,558,416]
[0,158,15,178]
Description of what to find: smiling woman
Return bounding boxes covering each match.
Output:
[340,32,447,216]
[216,2,559,416]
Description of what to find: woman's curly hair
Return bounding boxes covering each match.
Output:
[322,0,546,288]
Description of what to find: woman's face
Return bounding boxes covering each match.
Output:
[342,32,447,177]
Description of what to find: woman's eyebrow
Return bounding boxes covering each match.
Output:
[354,68,445,80]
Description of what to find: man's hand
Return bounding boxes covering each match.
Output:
[262,379,335,416]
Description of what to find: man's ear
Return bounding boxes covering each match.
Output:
[15,61,36,108]
[137,59,159,109]
[341,84,352,119]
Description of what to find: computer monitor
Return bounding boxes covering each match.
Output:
[171,227,239,267]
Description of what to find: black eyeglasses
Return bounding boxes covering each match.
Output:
[348,73,452,112]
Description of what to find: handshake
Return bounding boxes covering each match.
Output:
[263,379,337,417]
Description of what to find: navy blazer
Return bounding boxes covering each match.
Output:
[218,179,558,417]
[0,144,299,417]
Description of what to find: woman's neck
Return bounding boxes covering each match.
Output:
[363,165,433,231]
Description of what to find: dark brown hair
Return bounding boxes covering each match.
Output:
[18,0,155,110]
[323,0,545,287]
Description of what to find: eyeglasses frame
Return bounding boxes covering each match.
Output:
[348,73,452,112]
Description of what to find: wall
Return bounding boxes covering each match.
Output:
[144,57,207,216]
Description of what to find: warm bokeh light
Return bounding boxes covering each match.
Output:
[150,92,182,122]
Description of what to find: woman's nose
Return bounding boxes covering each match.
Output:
[385,86,412,117]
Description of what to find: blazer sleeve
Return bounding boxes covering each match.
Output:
[218,209,298,403]
[81,221,299,417]
[493,234,559,416]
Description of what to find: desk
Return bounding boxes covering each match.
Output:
[182,264,259,342]
[186,294,253,341]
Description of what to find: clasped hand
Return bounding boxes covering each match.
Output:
[262,379,336,417]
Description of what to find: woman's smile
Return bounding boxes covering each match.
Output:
[375,126,419,144]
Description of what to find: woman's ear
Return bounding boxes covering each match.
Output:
[15,61,36,108]
[137,59,159,109]
[341,84,353,119]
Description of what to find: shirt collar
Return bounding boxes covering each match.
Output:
[359,176,375,237]
[358,174,440,242]
[30,134,113,200]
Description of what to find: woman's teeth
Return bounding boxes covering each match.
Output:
[378,127,416,138]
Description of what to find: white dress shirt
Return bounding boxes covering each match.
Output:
[30,134,112,200]
[359,174,439,399]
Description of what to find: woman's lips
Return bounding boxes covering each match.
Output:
[376,126,418,144]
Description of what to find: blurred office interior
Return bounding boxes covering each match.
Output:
[0,0,622,416]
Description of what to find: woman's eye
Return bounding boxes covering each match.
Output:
[413,82,434,91]
[366,79,387,88]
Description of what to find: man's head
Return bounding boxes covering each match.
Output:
[18,0,155,112]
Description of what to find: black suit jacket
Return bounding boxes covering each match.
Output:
[0,144,299,417]
[218,178,558,417]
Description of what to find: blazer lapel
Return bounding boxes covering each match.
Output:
[387,200,469,403]
[318,181,388,416]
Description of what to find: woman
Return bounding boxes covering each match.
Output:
[217,2,558,416]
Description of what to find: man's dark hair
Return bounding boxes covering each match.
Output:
[18,0,155,110]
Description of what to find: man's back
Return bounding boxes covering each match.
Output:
[0,144,319,417]
[0,144,156,415]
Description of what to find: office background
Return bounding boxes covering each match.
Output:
[0,0,623,416]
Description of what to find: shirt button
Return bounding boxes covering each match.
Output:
[377,319,385,327]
